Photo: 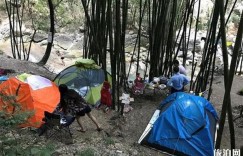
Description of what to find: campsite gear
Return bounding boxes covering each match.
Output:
[41,111,73,143]
[0,73,60,128]
[144,75,149,83]
[159,76,168,84]
[158,84,166,90]
[0,68,15,76]
[119,93,134,105]
[153,77,160,83]
[0,75,8,82]
[54,58,112,106]
[138,92,218,156]
[119,93,134,113]
[100,81,112,107]
[53,107,76,126]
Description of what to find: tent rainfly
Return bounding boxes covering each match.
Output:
[138,92,218,156]
[0,73,60,128]
[54,58,112,106]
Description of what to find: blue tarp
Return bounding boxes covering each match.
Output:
[0,75,8,81]
[143,92,218,156]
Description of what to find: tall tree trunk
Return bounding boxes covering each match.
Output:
[115,0,122,112]
[37,0,55,66]
[216,9,243,149]
[215,0,242,149]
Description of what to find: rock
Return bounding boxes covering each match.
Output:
[131,34,137,39]
[129,31,134,35]
[193,0,213,25]
[0,55,56,80]
[188,59,193,64]
[186,60,190,66]
[178,51,183,57]
[115,143,123,149]
[21,36,32,43]
[22,28,33,36]
[125,46,134,53]
[12,21,26,37]
[138,61,146,71]
[0,18,10,40]
[33,31,49,43]
[193,43,202,53]
[63,49,83,58]
[69,39,83,51]
[79,26,86,33]
[54,34,74,50]
[131,149,138,155]
[140,47,147,52]
[187,51,193,59]
[39,40,48,46]
[75,34,83,41]
[125,35,134,44]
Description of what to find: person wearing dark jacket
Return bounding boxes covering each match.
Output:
[58,84,102,132]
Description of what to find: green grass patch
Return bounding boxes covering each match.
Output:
[77,148,95,156]
[104,137,115,145]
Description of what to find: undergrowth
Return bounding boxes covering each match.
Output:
[0,90,56,155]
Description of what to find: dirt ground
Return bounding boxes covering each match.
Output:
[1,54,243,155]
[1,58,242,155]
[1,7,243,155]
[41,74,243,156]
[210,75,243,150]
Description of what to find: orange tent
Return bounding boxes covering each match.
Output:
[0,74,60,128]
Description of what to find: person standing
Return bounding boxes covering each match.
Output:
[100,81,112,112]
[58,84,102,132]
[167,66,190,94]
[173,59,187,75]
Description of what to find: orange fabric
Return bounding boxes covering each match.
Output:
[0,77,60,128]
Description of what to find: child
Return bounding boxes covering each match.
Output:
[132,73,145,94]
[100,81,112,112]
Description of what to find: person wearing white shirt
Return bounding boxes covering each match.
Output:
[173,59,187,75]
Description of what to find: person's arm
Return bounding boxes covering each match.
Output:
[166,78,173,87]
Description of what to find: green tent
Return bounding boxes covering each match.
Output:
[54,58,112,106]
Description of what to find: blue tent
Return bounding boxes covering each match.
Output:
[138,92,218,156]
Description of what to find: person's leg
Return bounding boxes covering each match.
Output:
[86,112,102,131]
[171,87,176,94]
[76,115,86,132]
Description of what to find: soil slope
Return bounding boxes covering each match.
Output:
[0,56,243,155]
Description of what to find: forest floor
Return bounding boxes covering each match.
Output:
[1,54,243,156]
[1,5,243,156]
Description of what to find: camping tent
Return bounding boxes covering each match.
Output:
[138,92,218,156]
[54,58,112,106]
[0,73,60,128]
